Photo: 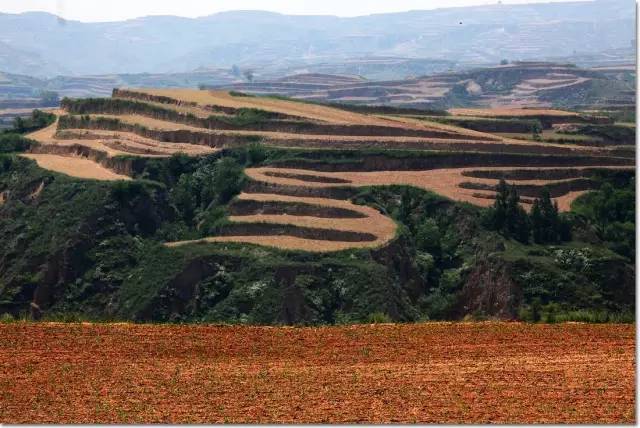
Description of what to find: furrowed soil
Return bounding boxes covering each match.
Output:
[0,322,634,424]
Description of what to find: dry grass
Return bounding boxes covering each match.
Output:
[21,154,130,181]
[0,322,633,424]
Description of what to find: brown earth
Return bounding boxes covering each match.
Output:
[0,322,634,424]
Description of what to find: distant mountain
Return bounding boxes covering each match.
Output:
[0,0,635,77]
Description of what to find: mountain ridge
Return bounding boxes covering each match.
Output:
[0,0,634,76]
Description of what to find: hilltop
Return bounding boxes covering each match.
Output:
[0,0,634,76]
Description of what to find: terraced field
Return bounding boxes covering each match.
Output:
[24,88,635,252]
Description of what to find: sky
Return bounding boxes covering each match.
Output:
[0,0,585,21]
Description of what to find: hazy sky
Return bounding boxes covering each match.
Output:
[1,0,585,21]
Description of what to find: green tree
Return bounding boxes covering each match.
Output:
[416,218,442,258]
[489,179,529,242]
[530,188,569,244]
[492,179,509,231]
[398,188,413,228]
[505,184,530,242]
[212,157,244,204]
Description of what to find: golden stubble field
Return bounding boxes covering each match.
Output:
[0,322,634,424]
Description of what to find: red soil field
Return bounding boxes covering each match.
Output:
[0,322,634,424]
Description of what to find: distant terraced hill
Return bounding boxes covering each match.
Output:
[23,88,634,252]
[220,62,636,110]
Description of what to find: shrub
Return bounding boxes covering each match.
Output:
[245,142,267,166]
[366,312,392,323]
[0,133,34,153]
[3,109,55,134]
[0,313,15,323]
[213,157,245,204]
[111,181,146,202]
[229,91,254,97]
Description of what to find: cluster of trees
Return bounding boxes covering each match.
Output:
[171,157,245,228]
[5,110,55,135]
[485,179,569,244]
[572,178,635,258]
[0,109,55,153]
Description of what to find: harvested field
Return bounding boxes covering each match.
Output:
[66,113,624,157]
[124,88,395,125]
[20,90,631,252]
[449,108,579,117]
[21,154,130,181]
[0,322,634,424]
[169,191,397,252]
[25,112,216,179]
[244,166,629,211]
[172,160,631,251]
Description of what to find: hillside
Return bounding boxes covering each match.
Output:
[221,62,636,110]
[0,89,634,323]
[0,0,635,77]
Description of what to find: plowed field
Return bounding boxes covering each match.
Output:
[0,322,634,424]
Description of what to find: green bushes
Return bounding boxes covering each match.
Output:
[366,312,392,323]
[61,97,283,130]
[168,156,244,226]
[213,158,245,203]
[0,133,36,153]
[483,181,571,244]
[111,180,147,202]
[228,91,255,97]
[519,305,634,323]
[559,123,635,144]
[483,180,530,243]
[218,108,272,127]
[0,144,634,324]
[530,189,571,244]
[2,109,55,135]
[571,178,635,259]
[427,116,543,133]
